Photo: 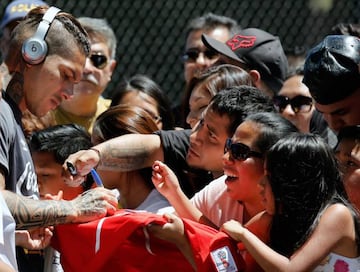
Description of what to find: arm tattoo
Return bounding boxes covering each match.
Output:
[101,143,148,171]
[2,191,75,229]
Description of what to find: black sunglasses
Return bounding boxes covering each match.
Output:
[224,138,262,161]
[273,95,313,113]
[182,49,218,62]
[89,53,108,69]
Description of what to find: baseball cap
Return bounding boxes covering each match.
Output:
[202,28,288,93]
[0,0,48,29]
[302,35,360,105]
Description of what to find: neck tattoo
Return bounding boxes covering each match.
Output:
[6,72,24,105]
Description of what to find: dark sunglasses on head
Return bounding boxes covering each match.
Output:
[182,49,218,62]
[224,138,262,161]
[89,53,108,69]
[273,95,313,113]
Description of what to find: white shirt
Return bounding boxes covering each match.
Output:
[0,193,17,270]
[190,175,244,227]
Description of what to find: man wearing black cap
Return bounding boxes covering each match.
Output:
[202,27,288,97]
[303,35,360,132]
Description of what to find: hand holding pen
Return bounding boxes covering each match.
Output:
[66,161,104,187]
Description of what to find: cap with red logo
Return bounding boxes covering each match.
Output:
[202,28,288,93]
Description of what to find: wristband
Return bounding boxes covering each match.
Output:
[90,147,101,168]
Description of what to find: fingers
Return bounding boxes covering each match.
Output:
[62,150,98,186]
[163,212,177,223]
[63,173,85,187]
[152,161,165,187]
[152,160,167,175]
[44,190,63,200]
[71,188,118,223]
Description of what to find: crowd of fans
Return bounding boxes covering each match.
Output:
[0,1,360,271]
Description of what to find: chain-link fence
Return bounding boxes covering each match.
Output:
[1,0,359,106]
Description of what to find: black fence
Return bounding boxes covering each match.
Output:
[1,0,359,106]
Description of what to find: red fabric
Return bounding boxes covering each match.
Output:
[182,218,245,272]
[52,210,245,272]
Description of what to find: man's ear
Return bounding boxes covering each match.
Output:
[248,70,273,97]
[248,70,261,86]
[109,59,117,74]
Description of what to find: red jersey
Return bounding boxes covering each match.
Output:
[52,209,245,271]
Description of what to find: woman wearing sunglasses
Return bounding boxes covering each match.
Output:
[150,112,297,271]
[152,112,297,227]
[221,133,360,271]
[273,67,314,133]
[273,67,337,148]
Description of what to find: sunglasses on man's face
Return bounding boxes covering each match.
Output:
[273,95,313,114]
[224,138,262,161]
[182,49,219,62]
[89,53,108,69]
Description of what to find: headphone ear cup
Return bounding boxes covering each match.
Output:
[22,37,48,65]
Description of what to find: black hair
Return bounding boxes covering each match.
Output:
[208,86,276,136]
[243,112,298,155]
[29,124,94,190]
[336,125,360,144]
[185,12,240,39]
[329,23,360,38]
[111,74,175,130]
[29,124,91,164]
[266,133,360,256]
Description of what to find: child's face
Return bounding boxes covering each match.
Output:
[32,151,83,200]
[335,138,360,210]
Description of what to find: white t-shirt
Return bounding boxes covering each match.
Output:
[136,189,171,214]
[190,175,244,227]
[0,193,17,270]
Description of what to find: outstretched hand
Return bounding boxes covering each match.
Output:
[147,213,197,270]
[15,227,53,250]
[70,187,118,223]
[147,213,185,244]
[152,160,181,199]
[220,219,245,242]
[62,149,100,187]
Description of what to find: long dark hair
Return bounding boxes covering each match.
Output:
[266,133,360,256]
[111,74,174,130]
[92,105,159,189]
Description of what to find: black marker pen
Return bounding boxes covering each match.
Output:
[66,161,77,176]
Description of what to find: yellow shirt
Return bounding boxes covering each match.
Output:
[51,96,111,133]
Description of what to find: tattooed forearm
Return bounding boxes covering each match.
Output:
[1,188,116,230]
[101,143,149,171]
[2,190,75,229]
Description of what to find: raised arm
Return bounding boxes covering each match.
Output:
[221,204,356,271]
[2,188,117,229]
[63,133,164,186]
[152,160,217,228]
